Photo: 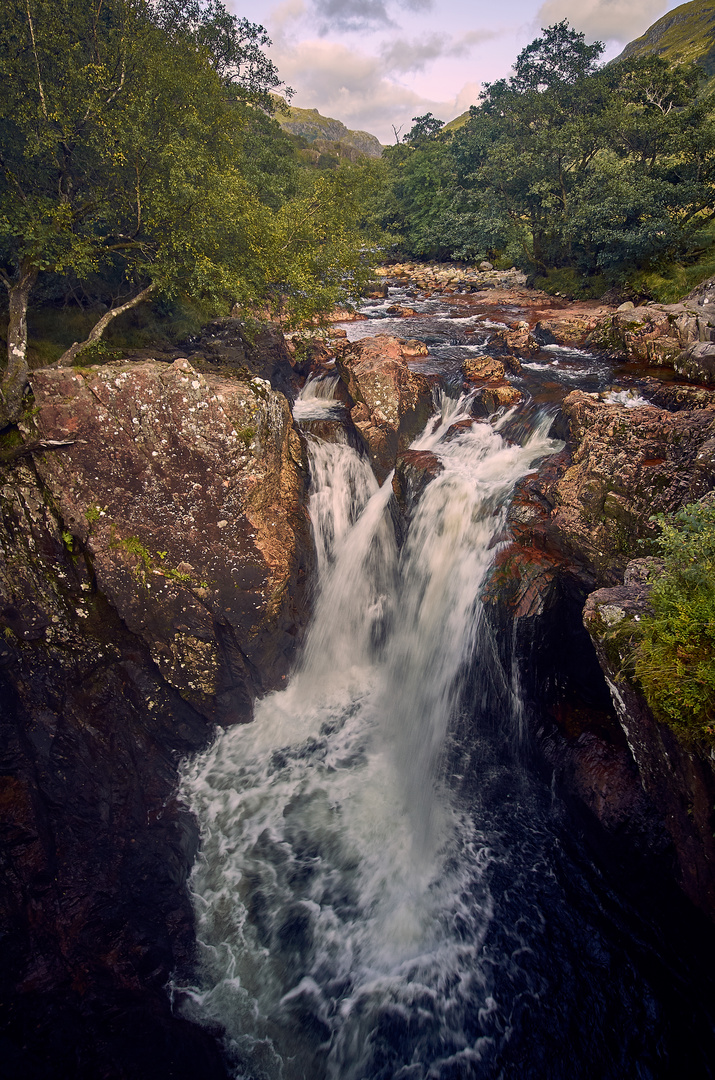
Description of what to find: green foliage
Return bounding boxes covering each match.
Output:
[635,500,715,741]
[0,0,381,407]
[113,532,206,587]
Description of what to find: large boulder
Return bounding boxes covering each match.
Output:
[23,358,313,723]
[336,335,433,481]
[549,390,715,584]
[590,295,715,384]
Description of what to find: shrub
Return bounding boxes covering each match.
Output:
[635,500,715,741]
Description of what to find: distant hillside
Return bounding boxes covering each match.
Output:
[442,111,471,133]
[614,0,715,75]
[275,101,383,159]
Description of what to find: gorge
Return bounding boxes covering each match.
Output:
[3,268,715,1078]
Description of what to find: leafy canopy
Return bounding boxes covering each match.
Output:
[0,0,380,421]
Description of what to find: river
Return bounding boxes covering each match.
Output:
[173,282,715,1079]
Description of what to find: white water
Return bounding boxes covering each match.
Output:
[175,397,562,1079]
[292,374,345,422]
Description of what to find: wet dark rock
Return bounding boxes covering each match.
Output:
[0,357,316,1073]
[0,468,230,1078]
[390,450,443,546]
[583,577,715,917]
[180,318,300,399]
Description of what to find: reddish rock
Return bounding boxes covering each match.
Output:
[549,391,715,584]
[463,355,506,383]
[336,336,433,481]
[25,358,313,722]
[463,355,523,415]
[391,449,443,544]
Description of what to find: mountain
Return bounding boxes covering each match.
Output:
[613,0,715,75]
[274,101,383,158]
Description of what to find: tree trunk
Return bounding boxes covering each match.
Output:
[57,283,157,367]
[1,259,38,427]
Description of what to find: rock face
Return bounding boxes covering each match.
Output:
[583,569,715,916]
[549,390,715,584]
[26,358,313,723]
[590,290,715,384]
[482,391,715,904]
[462,355,522,414]
[181,319,300,399]
[0,357,314,1075]
[336,335,433,482]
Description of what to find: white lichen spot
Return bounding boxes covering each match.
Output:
[75,608,88,618]
[600,604,626,628]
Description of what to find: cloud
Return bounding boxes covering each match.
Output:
[270,0,307,32]
[310,0,434,35]
[381,29,496,74]
[534,0,668,44]
[313,0,393,33]
[269,36,489,142]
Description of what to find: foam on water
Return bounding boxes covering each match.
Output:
[292,374,345,422]
[174,396,562,1079]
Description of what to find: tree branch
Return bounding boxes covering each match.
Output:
[56,283,157,367]
[25,0,49,120]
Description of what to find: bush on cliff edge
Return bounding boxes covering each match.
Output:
[636,500,715,741]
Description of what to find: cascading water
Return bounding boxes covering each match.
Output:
[175,388,715,1079]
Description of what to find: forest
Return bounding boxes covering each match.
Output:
[377,21,715,301]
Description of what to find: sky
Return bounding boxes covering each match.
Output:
[228,0,687,142]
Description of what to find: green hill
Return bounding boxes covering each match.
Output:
[614,0,715,75]
[274,100,383,159]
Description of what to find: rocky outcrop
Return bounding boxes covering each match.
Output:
[484,388,715,915]
[549,390,715,584]
[336,336,433,482]
[0,357,314,1075]
[25,359,313,722]
[375,261,528,293]
[583,565,715,917]
[180,319,300,399]
[590,292,715,385]
[276,104,383,158]
[463,355,522,414]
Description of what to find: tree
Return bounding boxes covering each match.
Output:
[0,0,376,429]
[379,21,715,290]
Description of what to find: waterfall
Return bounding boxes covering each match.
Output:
[174,398,564,1079]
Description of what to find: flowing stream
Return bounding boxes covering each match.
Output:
[175,325,715,1077]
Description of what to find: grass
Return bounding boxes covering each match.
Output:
[629,247,715,303]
